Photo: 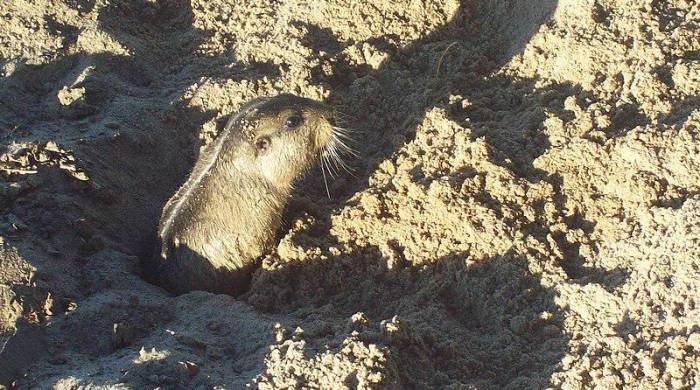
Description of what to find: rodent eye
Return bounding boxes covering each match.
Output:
[285,114,303,128]
[255,137,271,151]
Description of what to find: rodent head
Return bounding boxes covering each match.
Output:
[224,94,346,190]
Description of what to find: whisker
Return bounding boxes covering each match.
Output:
[317,121,359,192]
[325,153,341,178]
[332,131,358,145]
[322,149,340,178]
[332,135,359,158]
[323,155,337,179]
[331,124,355,133]
[326,143,356,178]
[331,126,358,139]
[320,157,331,198]
[333,156,354,174]
[335,140,358,156]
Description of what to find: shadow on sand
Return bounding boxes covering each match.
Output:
[0,0,578,387]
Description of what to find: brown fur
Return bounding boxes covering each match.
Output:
[153,94,335,295]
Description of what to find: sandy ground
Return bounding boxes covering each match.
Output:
[0,0,699,388]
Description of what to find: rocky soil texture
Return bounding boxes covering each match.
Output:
[1,0,699,388]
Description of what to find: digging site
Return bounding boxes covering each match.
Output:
[1,0,699,388]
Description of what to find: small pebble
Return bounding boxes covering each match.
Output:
[178,360,200,378]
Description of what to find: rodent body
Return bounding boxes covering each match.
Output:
[153,94,341,295]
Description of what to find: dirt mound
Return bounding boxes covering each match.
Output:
[1,0,699,388]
